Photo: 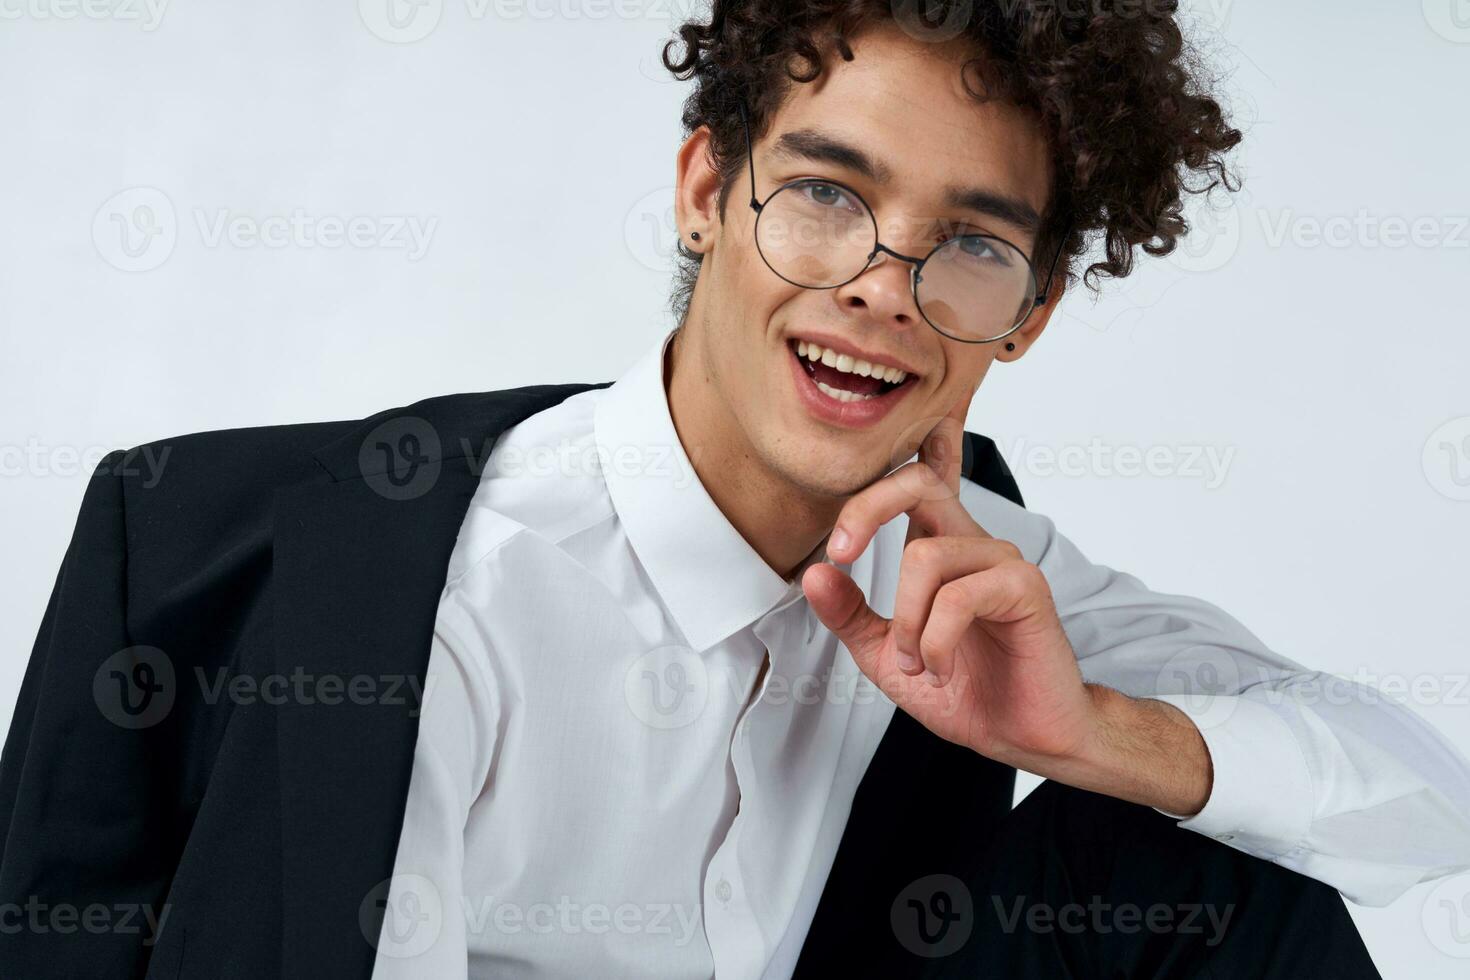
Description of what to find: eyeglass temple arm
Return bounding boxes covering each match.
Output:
[1035,220,1071,307]
[739,100,761,212]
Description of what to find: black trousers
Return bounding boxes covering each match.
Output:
[890,779,1382,979]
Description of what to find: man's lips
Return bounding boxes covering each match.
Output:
[785,338,918,429]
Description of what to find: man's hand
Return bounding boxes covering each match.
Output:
[800,397,1214,816]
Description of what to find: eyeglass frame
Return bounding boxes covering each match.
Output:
[735,99,1069,345]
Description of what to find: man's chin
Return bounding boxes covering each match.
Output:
[767,449,892,500]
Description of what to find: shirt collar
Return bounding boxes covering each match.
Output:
[594,327,827,652]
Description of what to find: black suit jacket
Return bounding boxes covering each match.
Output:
[0,382,1023,978]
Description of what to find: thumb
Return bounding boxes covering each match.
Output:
[801,563,890,668]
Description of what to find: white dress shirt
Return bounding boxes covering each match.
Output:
[371,326,1470,978]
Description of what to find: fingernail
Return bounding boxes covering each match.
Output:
[897,650,920,673]
[828,527,850,556]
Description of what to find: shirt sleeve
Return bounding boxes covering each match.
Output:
[989,495,1470,908]
[370,584,502,976]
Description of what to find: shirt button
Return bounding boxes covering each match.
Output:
[715,878,732,903]
[1216,833,1236,842]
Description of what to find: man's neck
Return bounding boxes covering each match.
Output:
[663,328,839,581]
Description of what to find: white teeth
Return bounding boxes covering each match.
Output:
[815,381,879,403]
[794,340,909,385]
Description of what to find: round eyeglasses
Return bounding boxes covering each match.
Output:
[736,100,1066,344]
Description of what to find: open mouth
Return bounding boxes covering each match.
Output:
[787,338,917,404]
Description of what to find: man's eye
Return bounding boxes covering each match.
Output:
[802,182,858,211]
[941,234,1012,266]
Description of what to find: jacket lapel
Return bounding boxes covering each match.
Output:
[272,383,609,978]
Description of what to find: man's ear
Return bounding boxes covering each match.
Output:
[674,125,723,248]
[995,276,1065,362]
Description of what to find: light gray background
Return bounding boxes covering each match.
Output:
[2,0,1468,972]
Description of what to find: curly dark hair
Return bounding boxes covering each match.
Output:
[660,0,1242,328]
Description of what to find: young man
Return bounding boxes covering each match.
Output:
[3,3,1468,979]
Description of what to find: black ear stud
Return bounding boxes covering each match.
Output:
[690,231,701,241]
[1005,342,1016,351]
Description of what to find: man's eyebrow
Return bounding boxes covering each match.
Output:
[768,127,1042,235]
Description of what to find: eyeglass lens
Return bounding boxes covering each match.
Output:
[754,178,1038,342]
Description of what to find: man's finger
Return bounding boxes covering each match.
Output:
[827,461,985,564]
[916,393,970,499]
[800,563,889,668]
[891,536,1025,678]
[922,561,1055,686]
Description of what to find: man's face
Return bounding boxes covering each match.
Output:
[677,23,1055,499]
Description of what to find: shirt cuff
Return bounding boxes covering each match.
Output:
[1145,693,1315,859]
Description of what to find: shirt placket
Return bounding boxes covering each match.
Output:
[702,587,806,979]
